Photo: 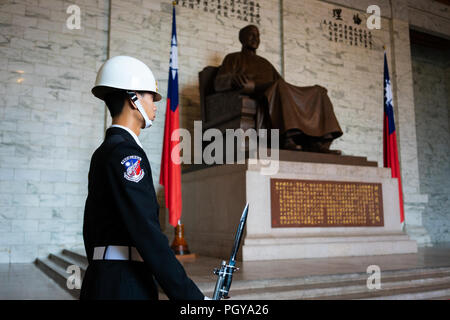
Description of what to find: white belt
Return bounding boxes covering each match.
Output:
[93,246,144,262]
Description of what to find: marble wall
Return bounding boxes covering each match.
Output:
[408,0,450,36]
[107,0,281,197]
[411,42,450,244]
[0,0,109,262]
[283,0,391,165]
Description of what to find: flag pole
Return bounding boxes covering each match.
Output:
[171,215,197,261]
[383,50,406,230]
[170,218,195,259]
[162,1,196,261]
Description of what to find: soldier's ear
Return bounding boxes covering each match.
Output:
[127,97,136,110]
[127,91,139,110]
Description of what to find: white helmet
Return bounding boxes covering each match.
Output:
[92,55,162,102]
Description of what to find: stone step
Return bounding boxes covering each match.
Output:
[365,287,450,300]
[196,266,450,292]
[220,272,450,300]
[321,283,450,300]
[48,253,87,278]
[223,278,450,300]
[159,267,450,300]
[36,249,450,300]
[61,248,88,266]
[35,257,80,299]
[430,295,450,300]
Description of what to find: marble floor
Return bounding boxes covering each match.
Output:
[0,245,449,300]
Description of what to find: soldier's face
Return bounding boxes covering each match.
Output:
[242,27,260,49]
[138,92,157,124]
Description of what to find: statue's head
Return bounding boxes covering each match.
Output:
[239,25,260,50]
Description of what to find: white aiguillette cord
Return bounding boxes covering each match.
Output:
[126,90,153,129]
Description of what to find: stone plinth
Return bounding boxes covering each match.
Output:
[181,151,418,261]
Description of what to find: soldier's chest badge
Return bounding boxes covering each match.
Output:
[121,155,145,183]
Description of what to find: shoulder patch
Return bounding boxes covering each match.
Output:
[121,155,145,183]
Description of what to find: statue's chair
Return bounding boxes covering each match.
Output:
[198,66,259,133]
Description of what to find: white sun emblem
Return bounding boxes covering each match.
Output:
[385,80,393,106]
[170,34,178,80]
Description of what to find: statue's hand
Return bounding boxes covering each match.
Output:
[231,73,245,88]
[233,73,255,94]
[242,77,255,94]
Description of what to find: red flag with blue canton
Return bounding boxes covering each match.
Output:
[383,52,405,226]
[160,5,181,228]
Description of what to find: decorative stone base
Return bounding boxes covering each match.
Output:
[243,234,417,260]
[181,151,418,261]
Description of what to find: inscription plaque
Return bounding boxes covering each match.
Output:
[271,179,384,228]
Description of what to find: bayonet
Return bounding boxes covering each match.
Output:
[212,203,249,300]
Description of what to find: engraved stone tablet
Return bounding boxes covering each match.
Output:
[271,179,384,228]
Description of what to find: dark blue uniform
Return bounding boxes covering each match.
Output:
[80,126,204,300]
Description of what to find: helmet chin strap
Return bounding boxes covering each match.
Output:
[126,91,153,129]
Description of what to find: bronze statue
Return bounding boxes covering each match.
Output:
[214,25,343,154]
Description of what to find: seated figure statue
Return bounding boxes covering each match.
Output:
[214,24,343,154]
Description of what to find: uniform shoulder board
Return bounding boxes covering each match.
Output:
[121,155,145,183]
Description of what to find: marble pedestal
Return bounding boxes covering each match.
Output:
[181,153,418,261]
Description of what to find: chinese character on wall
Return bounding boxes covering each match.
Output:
[175,0,261,25]
[322,8,374,50]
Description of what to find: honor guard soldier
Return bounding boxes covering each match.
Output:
[80,56,206,300]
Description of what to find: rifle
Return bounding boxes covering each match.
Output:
[212,203,249,300]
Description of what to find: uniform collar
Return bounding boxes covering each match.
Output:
[108,124,144,149]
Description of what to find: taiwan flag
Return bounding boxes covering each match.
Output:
[383,52,405,226]
[160,5,181,228]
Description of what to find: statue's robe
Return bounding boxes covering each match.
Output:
[214,51,343,140]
